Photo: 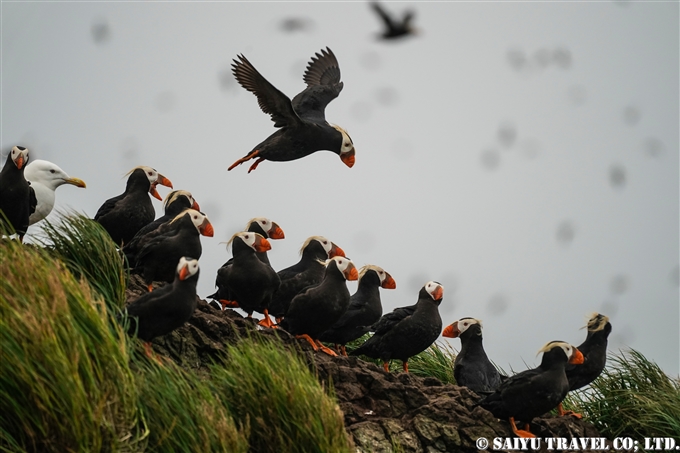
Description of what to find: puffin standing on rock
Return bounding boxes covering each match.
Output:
[443,317,503,393]
[24,159,86,225]
[319,264,396,356]
[124,257,200,356]
[351,281,444,373]
[95,166,173,246]
[0,146,36,241]
[279,256,359,356]
[228,47,355,173]
[478,341,584,438]
[211,231,280,327]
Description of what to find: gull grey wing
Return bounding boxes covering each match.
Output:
[232,54,301,128]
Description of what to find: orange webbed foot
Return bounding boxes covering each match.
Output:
[257,310,277,328]
[557,403,583,418]
[219,299,239,309]
[510,417,536,438]
[247,157,265,173]
[295,334,319,351]
[314,340,337,356]
[228,150,259,171]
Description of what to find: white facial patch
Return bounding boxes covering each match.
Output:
[257,218,273,234]
[425,281,442,299]
[177,256,199,276]
[140,166,159,184]
[316,236,332,254]
[456,317,481,335]
[238,231,259,249]
[188,210,207,230]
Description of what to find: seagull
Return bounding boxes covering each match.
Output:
[24,160,86,225]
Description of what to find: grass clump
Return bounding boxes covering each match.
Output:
[0,237,143,452]
[563,349,680,438]
[401,342,457,384]
[211,337,353,453]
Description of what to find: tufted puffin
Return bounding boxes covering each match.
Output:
[131,209,213,291]
[24,159,86,225]
[370,1,418,40]
[443,317,503,393]
[123,190,200,263]
[212,231,280,327]
[478,341,584,438]
[94,166,172,246]
[558,313,612,417]
[124,257,200,356]
[228,47,355,173]
[269,235,345,320]
[350,281,444,373]
[0,146,37,241]
[319,265,396,356]
[279,256,359,356]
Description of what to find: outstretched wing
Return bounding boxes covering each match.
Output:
[291,48,344,124]
[232,54,301,128]
[370,1,397,31]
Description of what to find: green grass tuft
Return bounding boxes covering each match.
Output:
[211,337,353,453]
[401,341,457,384]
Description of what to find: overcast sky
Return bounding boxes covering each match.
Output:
[2,1,678,375]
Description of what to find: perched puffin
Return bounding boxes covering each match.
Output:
[228,47,355,173]
[478,341,584,438]
[319,265,396,356]
[24,159,86,225]
[279,256,359,356]
[443,317,503,393]
[558,313,612,417]
[94,166,173,246]
[131,209,213,291]
[212,231,280,327]
[0,146,36,241]
[124,257,200,356]
[123,189,200,262]
[269,235,345,320]
[350,281,444,373]
[370,1,418,40]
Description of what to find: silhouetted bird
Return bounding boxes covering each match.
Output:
[370,1,418,40]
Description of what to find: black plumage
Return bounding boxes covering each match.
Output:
[211,231,280,327]
[279,256,358,356]
[94,166,172,246]
[132,209,213,289]
[269,236,345,319]
[443,317,502,394]
[370,1,417,40]
[0,146,36,240]
[319,265,395,355]
[125,257,200,353]
[478,341,584,438]
[228,47,355,173]
[350,281,444,372]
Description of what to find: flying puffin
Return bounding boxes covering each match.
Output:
[370,1,418,40]
[478,341,584,438]
[123,190,200,263]
[443,317,503,393]
[0,146,36,241]
[228,47,355,173]
[279,256,359,356]
[558,313,612,417]
[94,166,173,246]
[319,264,396,356]
[212,231,280,327]
[269,235,345,320]
[350,281,444,373]
[131,209,213,291]
[24,159,86,225]
[124,256,200,356]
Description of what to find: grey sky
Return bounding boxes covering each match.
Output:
[2,1,678,375]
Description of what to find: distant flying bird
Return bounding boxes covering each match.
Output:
[94,166,172,246]
[228,47,355,173]
[478,341,584,439]
[351,281,444,373]
[443,317,503,394]
[24,159,86,225]
[0,146,36,241]
[370,1,418,40]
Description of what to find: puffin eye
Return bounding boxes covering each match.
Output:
[50,169,56,173]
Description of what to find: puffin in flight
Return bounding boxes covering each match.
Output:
[0,146,36,241]
[370,1,418,40]
[228,47,355,173]
[24,160,86,225]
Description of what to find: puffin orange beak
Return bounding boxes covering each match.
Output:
[340,149,355,168]
[254,236,272,252]
[149,184,162,201]
[191,199,201,211]
[15,156,25,170]
[329,243,345,258]
[432,285,444,301]
[345,264,359,281]
[178,265,190,281]
[381,273,396,289]
[569,348,585,365]
[65,177,86,188]
[442,322,460,338]
[157,174,173,189]
[268,223,285,240]
[200,220,214,237]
